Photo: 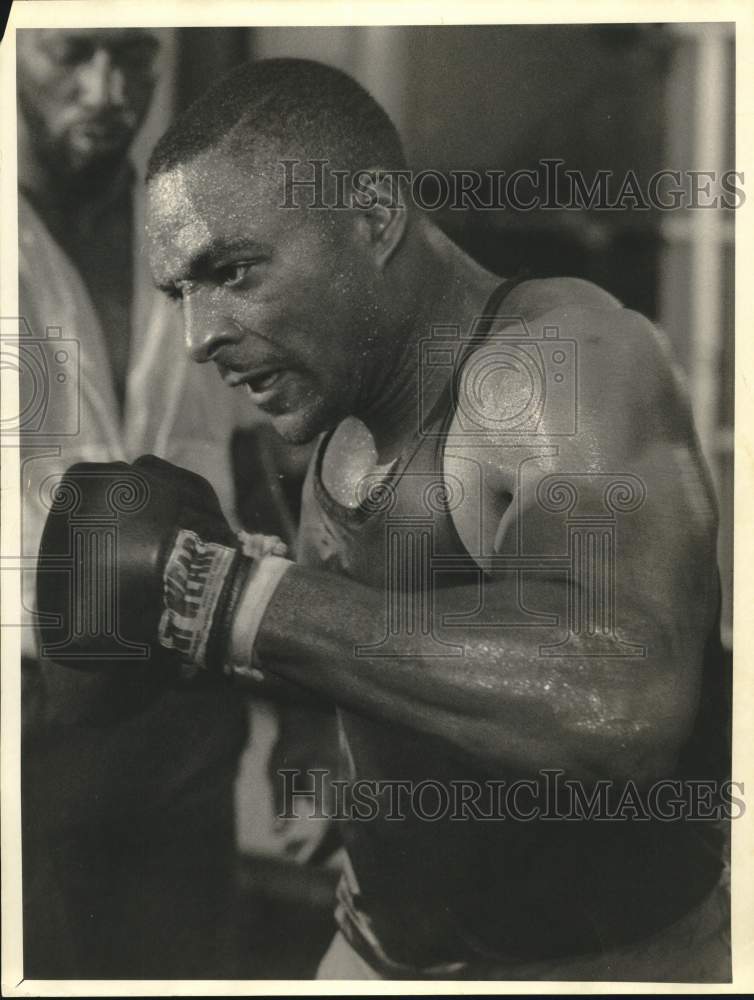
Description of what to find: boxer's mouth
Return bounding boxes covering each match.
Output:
[225,369,292,409]
[245,370,282,394]
[224,368,282,393]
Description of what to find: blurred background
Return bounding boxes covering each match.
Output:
[73,21,740,976]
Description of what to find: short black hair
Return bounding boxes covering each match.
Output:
[146,57,407,182]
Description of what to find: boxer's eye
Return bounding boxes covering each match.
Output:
[215,263,255,289]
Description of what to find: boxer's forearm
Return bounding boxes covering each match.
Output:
[252,565,683,783]
[34,455,690,778]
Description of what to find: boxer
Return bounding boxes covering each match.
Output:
[37,58,730,980]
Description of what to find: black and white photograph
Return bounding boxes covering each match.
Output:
[1,1,751,992]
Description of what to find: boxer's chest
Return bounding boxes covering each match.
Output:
[298,415,479,589]
[320,416,397,510]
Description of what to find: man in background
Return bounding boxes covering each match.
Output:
[17,28,255,977]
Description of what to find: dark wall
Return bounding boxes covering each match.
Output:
[397,24,673,319]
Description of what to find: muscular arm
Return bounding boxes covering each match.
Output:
[248,303,719,784]
[256,564,661,782]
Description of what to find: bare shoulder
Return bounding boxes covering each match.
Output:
[444,286,715,558]
[451,292,689,465]
[501,276,623,316]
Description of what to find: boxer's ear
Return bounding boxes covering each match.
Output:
[352,168,409,269]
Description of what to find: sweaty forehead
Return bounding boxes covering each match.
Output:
[147,167,208,240]
[145,151,290,277]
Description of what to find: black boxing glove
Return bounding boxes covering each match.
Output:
[36,455,291,677]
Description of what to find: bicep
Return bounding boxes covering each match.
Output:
[445,449,711,773]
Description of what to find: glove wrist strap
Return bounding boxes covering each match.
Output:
[158,529,238,672]
[227,555,292,679]
[207,552,254,674]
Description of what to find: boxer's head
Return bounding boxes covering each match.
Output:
[17,28,159,180]
[146,59,416,444]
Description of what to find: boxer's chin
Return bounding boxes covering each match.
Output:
[267,399,341,446]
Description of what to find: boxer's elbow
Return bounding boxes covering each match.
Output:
[560,711,688,786]
[439,657,694,785]
[552,673,697,785]
[450,706,680,786]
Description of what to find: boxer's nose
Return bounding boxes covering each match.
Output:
[183,294,244,365]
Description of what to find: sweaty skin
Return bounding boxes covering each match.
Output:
[256,281,718,787]
[147,147,718,787]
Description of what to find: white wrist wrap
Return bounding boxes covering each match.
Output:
[228,555,292,678]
